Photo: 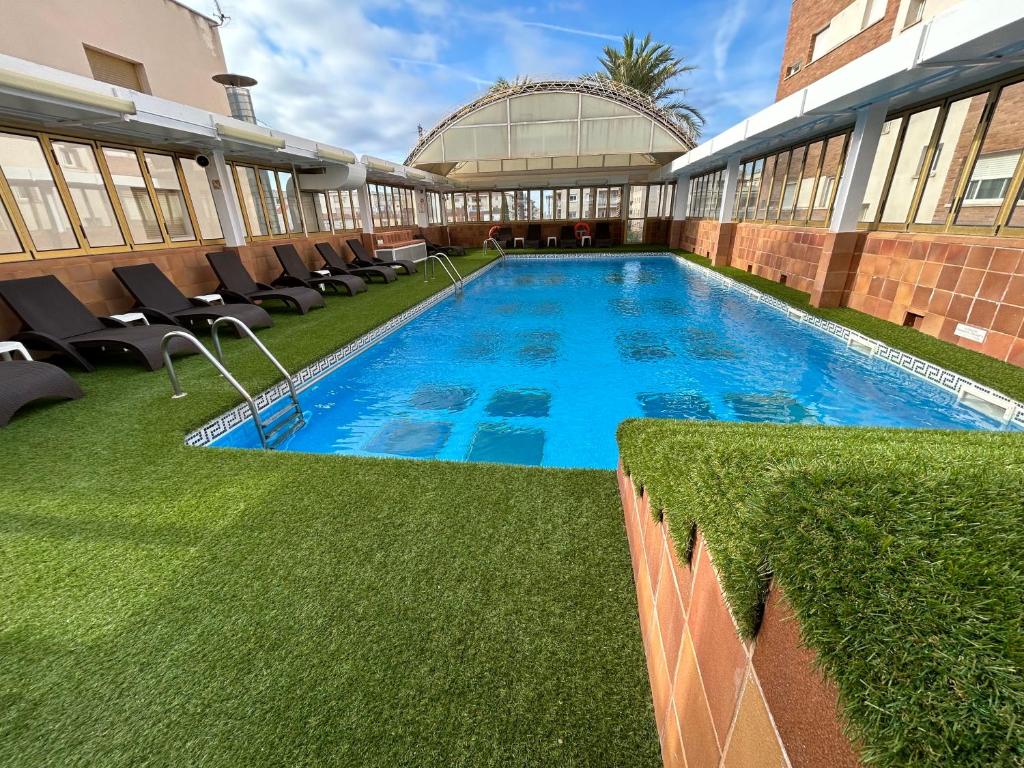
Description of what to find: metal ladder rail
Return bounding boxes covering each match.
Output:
[160,331,270,448]
[423,253,463,293]
[483,237,508,259]
[435,251,464,287]
[210,316,306,447]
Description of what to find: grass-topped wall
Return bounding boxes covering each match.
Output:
[617,419,1022,768]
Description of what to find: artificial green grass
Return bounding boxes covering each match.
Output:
[618,419,1023,768]
[672,250,1024,402]
[0,252,660,767]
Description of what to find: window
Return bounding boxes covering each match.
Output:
[567,188,580,219]
[810,0,886,63]
[811,25,832,62]
[301,193,321,233]
[859,118,903,223]
[880,107,940,224]
[914,94,987,226]
[233,165,269,237]
[955,80,1024,227]
[278,172,302,234]
[793,141,822,221]
[145,153,195,241]
[103,147,163,243]
[84,47,146,92]
[327,191,344,232]
[180,158,222,240]
[313,192,332,231]
[0,196,21,255]
[51,140,123,247]
[609,187,622,218]
[528,190,542,220]
[812,135,846,222]
[0,133,78,252]
[785,62,802,78]
[904,0,927,27]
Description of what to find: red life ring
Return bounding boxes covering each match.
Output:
[574,222,590,238]
[487,225,502,239]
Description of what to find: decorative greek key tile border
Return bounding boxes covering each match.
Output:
[184,257,505,447]
[187,251,1021,447]
[669,254,1023,429]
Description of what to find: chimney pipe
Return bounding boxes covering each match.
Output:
[213,73,258,123]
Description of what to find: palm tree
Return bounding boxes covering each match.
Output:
[593,33,704,137]
[487,75,532,95]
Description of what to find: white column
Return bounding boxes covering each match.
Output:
[205,150,247,247]
[830,100,889,232]
[718,155,741,222]
[414,186,430,228]
[357,184,375,234]
[672,176,690,220]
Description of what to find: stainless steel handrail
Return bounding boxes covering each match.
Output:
[483,237,507,258]
[210,316,302,409]
[423,253,462,293]
[160,330,269,447]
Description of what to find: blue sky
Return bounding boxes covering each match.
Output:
[183,0,792,162]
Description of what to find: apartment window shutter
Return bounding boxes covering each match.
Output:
[85,48,144,91]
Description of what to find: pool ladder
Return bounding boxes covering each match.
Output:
[159,317,305,449]
[483,237,508,259]
[424,251,465,293]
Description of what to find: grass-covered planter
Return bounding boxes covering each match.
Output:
[618,419,1023,768]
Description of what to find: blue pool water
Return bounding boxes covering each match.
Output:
[212,256,1007,468]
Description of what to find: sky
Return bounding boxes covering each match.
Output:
[181,0,792,163]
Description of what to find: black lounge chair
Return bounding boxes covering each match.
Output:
[0,358,83,427]
[559,225,577,248]
[273,244,366,296]
[346,238,417,275]
[524,223,542,249]
[113,263,273,333]
[0,275,195,372]
[594,221,614,248]
[416,232,465,258]
[206,251,324,314]
[491,226,513,248]
[315,242,396,283]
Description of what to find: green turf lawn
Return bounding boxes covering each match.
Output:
[0,252,660,767]
[619,419,1023,768]
[672,250,1024,402]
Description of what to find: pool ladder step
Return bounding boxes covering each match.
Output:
[159,316,305,450]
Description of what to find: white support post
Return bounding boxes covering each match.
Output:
[830,100,889,232]
[357,184,375,235]
[672,176,690,220]
[718,155,741,222]
[414,186,430,228]
[205,150,247,247]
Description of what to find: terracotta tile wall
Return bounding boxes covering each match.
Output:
[0,232,362,339]
[670,217,1024,366]
[850,232,1024,364]
[732,223,830,294]
[618,463,862,768]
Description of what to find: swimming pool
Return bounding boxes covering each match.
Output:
[211,255,1010,468]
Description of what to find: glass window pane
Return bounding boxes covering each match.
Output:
[662,184,674,217]
[453,193,466,223]
[914,96,988,225]
[582,187,595,219]
[568,188,581,219]
[766,151,791,220]
[255,168,285,235]
[625,219,644,244]
[301,193,320,233]
[104,147,163,243]
[145,154,195,241]
[340,191,353,229]
[755,156,777,219]
[779,146,806,221]
[277,172,302,234]
[313,193,331,231]
[628,185,645,219]
[234,166,268,237]
[880,108,941,224]
[180,157,222,240]
[955,82,1024,227]
[646,185,662,218]
[526,190,539,220]
[0,196,22,254]
[51,140,123,247]
[812,137,845,222]
[596,187,609,218]
[609,186,622,218]
[350,190,362,228]
[793,143,820,221]
[859,117,903,223]
[327,190,344,231]
[0,133,78,251]
[743,160,763,219]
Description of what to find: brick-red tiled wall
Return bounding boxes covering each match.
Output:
[732,223,831,294]
[0,232,362,339]
[675,219,719,257]
[850,233,1024,364]
[618,464,862,768]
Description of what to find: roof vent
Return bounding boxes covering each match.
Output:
[213,73,258,123]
